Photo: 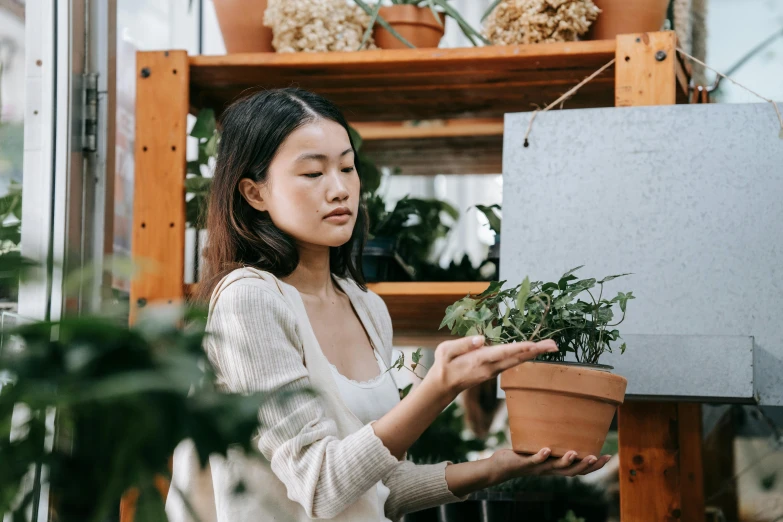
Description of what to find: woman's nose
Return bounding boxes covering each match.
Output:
[327,172,350,201]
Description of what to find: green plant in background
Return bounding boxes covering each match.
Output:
[475,203,501,236]
[354,0,490,49]
[0,253,296,522]
[414,253,494,282]
[440,266,634,365]
[407,402,489,464]
[186,108,220,230]
[558,510,586,522]
[0,180,22,250]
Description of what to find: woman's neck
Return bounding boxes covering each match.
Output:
[282,243,336,299]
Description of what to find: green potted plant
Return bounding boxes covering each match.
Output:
[0,254,290,522]
[440,266,633,459]
[355,0,489,49]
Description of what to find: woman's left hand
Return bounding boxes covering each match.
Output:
[489,448,611,481]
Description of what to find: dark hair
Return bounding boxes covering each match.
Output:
[194,88,368,304]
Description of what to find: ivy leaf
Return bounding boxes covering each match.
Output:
[399,383,412,400]
[439,299,474,330]
[391,353,404,371]
[515,276,530,311]
[560,265,584,280]
[558,274,578,290]
[618,291,635,313]
[485,325,502,341]
[598,273,633,284]
[465,325,479,337]
[479,280,505,298]
[620,343,627,354]
[412,348,422,365]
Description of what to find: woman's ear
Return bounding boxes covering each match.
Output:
[238,178,267,212]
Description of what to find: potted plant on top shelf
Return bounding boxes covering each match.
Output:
[355,0,489,49]
[440,266,633,459]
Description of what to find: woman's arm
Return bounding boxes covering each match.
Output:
[381,448,611,519]
[372,336,558,459]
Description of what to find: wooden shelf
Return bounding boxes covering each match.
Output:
[188,41,689,175]
[189,41,624,120]
[367,282,490,344]
[354,119,503,175]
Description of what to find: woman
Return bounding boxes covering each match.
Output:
[167,88,610,522]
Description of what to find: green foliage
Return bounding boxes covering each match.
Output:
[407,402,488,464]
[0,180,22,251]
[349,125,383,197]
[440,266,635,365]
[366,193,459,273]
[186,109,219,230]
[353,0,489,49]
[558,510,586,522]
[414,254,495,282]
[0,121,24,184]
[0,253,298,522]
[475,203,501,236]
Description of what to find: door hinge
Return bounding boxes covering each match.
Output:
[82,73,99,152]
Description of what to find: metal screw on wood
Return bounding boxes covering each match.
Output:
[140,67,151,78]
[629,469,637,476]
[137,298,147,307]
[655,51,667,62]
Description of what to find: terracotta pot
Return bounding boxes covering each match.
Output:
[587,0,670,40]
[213,0,273,53]
[501,361,627,460]
[373,5,446,50]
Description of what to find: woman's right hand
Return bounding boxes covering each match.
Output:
[426,335,559,398]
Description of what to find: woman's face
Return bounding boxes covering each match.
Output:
[240,119,361,249]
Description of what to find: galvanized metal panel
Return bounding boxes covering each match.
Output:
[500,103,782,404]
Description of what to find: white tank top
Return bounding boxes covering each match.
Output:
[328,349,400,522]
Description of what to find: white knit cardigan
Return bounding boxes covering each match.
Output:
[165,267,463,522]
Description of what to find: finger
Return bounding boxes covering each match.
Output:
[524,448,552,467]
[531,450,577,473]
[481,340,558,368]
[440,335,485,361]
[577,455,612,475]
[550,455,597,476]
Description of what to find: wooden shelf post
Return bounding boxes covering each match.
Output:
[122,50,189,522]
[615,31,705,522]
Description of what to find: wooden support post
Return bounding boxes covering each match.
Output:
[129,50,189,325]
[615,31,705,522]
[121,50,189,522]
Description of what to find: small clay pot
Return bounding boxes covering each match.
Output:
[587,0,670,40]
[213,0,274,53]
[373,5,446,49]
[501,361,627,460]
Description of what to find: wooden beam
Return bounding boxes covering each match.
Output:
[129,50,189,324]
[678,403,706,522]
[122,50,189,522]
[615,31,677,107]
[351,119,504,140]
[615,30,705,522]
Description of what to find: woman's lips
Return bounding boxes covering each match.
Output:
[324,207,352,224]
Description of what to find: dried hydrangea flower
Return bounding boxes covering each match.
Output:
[264,0,378,53]
[483,0,601,46]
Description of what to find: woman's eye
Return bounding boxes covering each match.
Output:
[304,172,322,178]
[342,166,356,173]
